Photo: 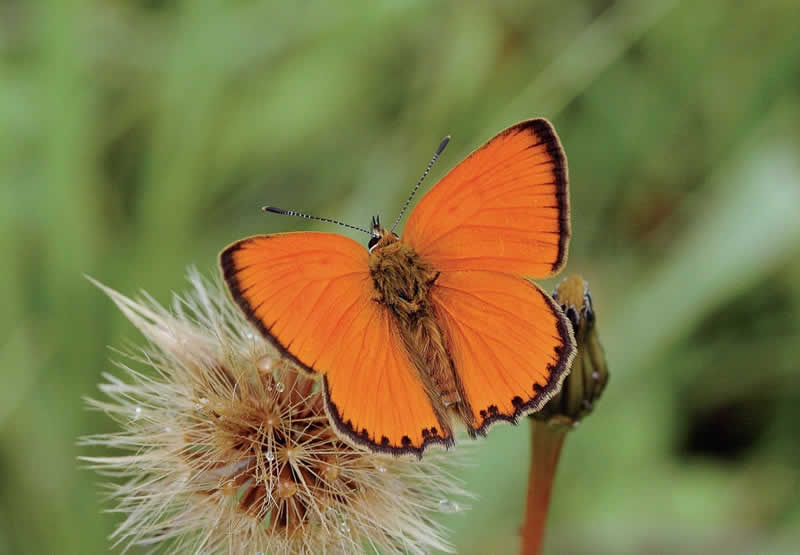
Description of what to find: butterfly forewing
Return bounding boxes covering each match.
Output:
[403,118,569,277]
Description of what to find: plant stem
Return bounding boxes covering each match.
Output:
[520,420,568,555]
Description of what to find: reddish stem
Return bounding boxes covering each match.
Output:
[520,421,567,555]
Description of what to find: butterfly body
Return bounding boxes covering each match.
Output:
[222,118,576,457]
[368,226,466,423]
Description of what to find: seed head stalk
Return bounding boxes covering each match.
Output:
[521,422,567,554]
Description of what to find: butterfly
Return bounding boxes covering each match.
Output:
[220,119,576,457]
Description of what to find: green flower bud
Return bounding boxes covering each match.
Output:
[533,275,609,427]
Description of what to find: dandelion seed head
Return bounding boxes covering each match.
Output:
[82,271,471,554]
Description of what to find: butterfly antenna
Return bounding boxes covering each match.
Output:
[390,135,450,233]
[262,206,372,235]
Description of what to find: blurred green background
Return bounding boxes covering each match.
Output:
[2,1,800,553]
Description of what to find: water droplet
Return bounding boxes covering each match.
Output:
[323,464,340,482]
[591,371,600,380]
[377,465,387,473]
[246,332,254,340]
[193,403,202,410]
[274,381,285,393]
[265,450,275,462]
[133,406,142,420]
[257,356,274,373]
[572,420,581,428]
[276,479,297,499]
[199,397,208,405]
[338,521,350,535]
[164,426,173,433]
[438,499,460,513]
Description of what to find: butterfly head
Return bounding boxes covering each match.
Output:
[368,215,399,252]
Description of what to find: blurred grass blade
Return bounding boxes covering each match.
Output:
[607,101,800,378]
[499,0,679,125]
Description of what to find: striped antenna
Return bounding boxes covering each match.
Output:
[262,206,372,235]
[389,135,450,234]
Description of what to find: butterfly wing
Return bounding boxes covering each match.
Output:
[402,118,575,433]
[403,118,569,277]
[430,270,575,433]
[220,232,452,455]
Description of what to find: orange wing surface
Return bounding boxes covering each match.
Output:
[220,233,452,455]
[403,119,569,277]
[429,270,575,434]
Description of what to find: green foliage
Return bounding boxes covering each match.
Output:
[1,0,799,553]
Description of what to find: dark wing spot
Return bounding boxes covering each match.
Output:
[479,410,487,419]
[430,427,438,436]
[380,436,390,446]
[488,405,499,415]
[401,436,412,447]
[533,383,544,394]
[512,396,524,408]
[360,428,369,439]
[346,419,354,430]
[422,429,431,439]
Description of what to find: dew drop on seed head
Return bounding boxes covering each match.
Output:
[377,465,387,473]
[338,521,350,535]
[438,499,460,513]
[274,382,285,393]
[257,356,273,373]
[133,406,142,420]
[265,450,275,462]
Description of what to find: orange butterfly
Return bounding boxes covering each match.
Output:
[221,119,576,457]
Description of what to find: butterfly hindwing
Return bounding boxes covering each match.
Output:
[220,233,452,455]
[403,118,569,278]
[321,303,453,456]
[429,270,575,434]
